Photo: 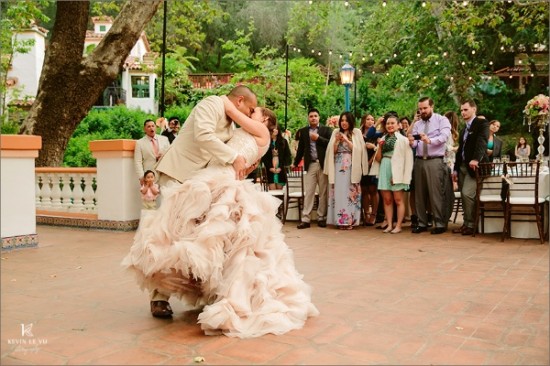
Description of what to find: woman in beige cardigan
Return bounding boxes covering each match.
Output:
[324,112,369,230]
[374,114,414,234]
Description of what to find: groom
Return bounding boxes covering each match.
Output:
[150,85,258,318]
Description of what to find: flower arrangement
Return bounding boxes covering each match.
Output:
[523,94,549,131]
[326,115,339,129]
[524,94,549,119]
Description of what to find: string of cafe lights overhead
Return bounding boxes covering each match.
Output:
[286,45,543,79]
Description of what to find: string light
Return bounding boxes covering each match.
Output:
[329,50,333,55]
[369,52,373,57]
[308,0,312,4]
[318,51,322,56]
[471,50,476,55]
[311,49,315,54]
[462,1,468,5]
[344,1,349,6]
[417,52,421,57]
[531,73,535,77]
[461,61,466,66]
[422,1,426,7]
[362,57,366,61]
[435,61,439,65]
[489,61,493,65]
[382,1,387,7]
[518,59,522,64]
[500,46,505,51]
[443,52,448,57]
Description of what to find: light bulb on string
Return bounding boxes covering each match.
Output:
[518,60,522,64]
[385,59,389,63]
[308,0,312,4]
[409,60,413,64]
[461,61,466,66]
[500,46,505,51]
[362,57,366,61]
[417,52,421,57]
[339,54,343,59]
[369,52,373,57]
[393,53,397,58]
[462,1,468,5]
[489,61,493,65]
[329,50,333,55]
[344,1,349,6]
[433,75,437,79]
[422,1,426,7]
[311,49,315,54]
[382,1,387,7]
[298,49,301,53]
[435,61,439,65]
[443,52,448,57]
[471,50,476,55]
[450,76,454,81]
[468,76,472,80]
[318,51,322,56]
[372,70,376,74]
[531,73,535,77]
[386,72,389,76]
[349,51,353,57]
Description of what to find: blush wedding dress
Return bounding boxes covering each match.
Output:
[122,128,319,338]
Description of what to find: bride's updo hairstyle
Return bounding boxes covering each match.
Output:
[260,108,278,132]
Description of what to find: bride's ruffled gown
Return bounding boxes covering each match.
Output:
[122,129,319,338]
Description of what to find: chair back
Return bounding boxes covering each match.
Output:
[285,166,305,198]
[505,161,540,200]
[258,162,270,192]
[475,162,508,201]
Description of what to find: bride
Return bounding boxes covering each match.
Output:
[122,97,319,338]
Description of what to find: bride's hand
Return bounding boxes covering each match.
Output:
[222,95,237,117]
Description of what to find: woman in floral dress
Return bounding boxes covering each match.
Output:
[324,112,369,230]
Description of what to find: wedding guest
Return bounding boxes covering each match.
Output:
[360,114,379,226]
[374,114,413,234]
[487,120,503,161]
[514,136,530,161]
[325,112,369,230]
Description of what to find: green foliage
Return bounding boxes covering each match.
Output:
[0,0,49,122]
[64,106,156,167]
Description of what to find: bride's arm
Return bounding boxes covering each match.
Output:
[222,96,269,143]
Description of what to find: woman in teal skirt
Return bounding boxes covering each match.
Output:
[374,114,414,234]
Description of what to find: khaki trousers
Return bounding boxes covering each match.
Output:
[302,161,328,223]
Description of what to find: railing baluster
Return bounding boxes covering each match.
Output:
[72,174,85,211]
[40,174,52,209]
[50,173,62,210]
[82,175,96,211]
[35,175,42,209]
[60,173,73,210]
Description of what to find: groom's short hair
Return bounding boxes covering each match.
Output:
[229,85,255,99]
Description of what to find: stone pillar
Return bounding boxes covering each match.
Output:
[90,139,141,223]
[1,135,42,250]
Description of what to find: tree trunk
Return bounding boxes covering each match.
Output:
[20,0,162,167]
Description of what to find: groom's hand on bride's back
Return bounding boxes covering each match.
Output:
[232,155,247,180]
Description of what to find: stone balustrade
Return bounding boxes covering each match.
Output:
[35,167,97,216]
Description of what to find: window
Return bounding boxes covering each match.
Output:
[99,25,106,32]
[131,76,150,98]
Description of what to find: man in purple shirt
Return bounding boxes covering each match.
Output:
[408,97,452,234]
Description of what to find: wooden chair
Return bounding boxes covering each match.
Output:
[451,191,463,224]
[283,166,305,224]
[473,162,508,239]
[503,161,545,244]
[258,163,285,215]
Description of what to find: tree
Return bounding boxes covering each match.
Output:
[19,0,162,167]
[0,0,49,125]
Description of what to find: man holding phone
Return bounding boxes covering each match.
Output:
[408,97,451,234]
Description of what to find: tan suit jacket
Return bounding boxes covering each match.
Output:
[134,134,170,180]
[155,96,236,183]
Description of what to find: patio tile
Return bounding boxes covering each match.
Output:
[1,224,548,365]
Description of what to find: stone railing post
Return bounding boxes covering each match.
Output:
[90,139,140,223]
[1,135,42,250]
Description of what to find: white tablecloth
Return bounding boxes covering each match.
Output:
[483,170,549,239]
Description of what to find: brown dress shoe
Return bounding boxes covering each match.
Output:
[452,226,465,234]
[461,227,475,236]
[151,301,173,318]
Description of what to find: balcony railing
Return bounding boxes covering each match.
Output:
[35,167,97,216]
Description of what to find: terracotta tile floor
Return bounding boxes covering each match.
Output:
[1,221,548,365]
